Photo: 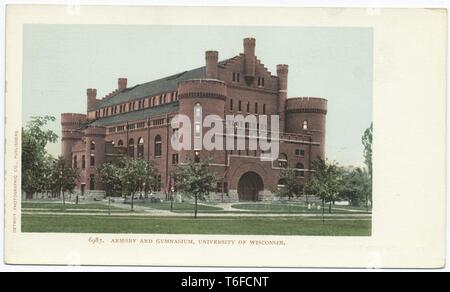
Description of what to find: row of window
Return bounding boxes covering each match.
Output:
[229,99,267,114]
[231,72,265,87]
[94,92,178,119]
[108,119,166,134]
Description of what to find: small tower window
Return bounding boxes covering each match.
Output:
[73,155,78,169]
[303,120,309,130]
[238,100,242,112]
[81,155,86,169]
[296,163,305,177]
[263,104,266,115]
[230,99,234,111]
[255,103,259,114]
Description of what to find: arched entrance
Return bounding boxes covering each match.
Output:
[238,172,264,201]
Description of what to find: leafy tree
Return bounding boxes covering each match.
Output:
[338,167,371,208]
[362,123,373,208]
[305,158,341,222]
[51,156,79,209]
[275,168,304,200]
[99,162,123,197]
[117,157,156,211]
[40,154,57,199]
[22,116,58,199]
[174,157,217,219]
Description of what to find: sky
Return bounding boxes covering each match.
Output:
[23,25,372,167]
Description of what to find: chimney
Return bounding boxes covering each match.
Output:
[276,64,289,133]
[243,38,256,81]
[118,78,128,90]
[86,88,97,112]
[205,50,219,79]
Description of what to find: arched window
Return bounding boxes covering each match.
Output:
[90,153,95,166]
[278,153,288,168]
[296,163,305,177]
[154,135,162,157]
[137,137,144,158]
[117,140,123,147]
[277,178,286,188]
[81,155,86,169]
[90,141,95,151]
[128,138,135,158]
[303,120,308,130]
[73,155,78,169]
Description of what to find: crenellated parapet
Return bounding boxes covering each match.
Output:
[286,97,328,114]
[177,79,227,101]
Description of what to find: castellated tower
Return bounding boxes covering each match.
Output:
[177,79,227,165]
[61,113,86,164]
[86,88,98,112]
[83,125,106,190]
[286,97,328,160]
[205,50,219,79]
[243,37,256,84]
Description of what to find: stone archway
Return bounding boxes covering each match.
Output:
[237,172,264,201]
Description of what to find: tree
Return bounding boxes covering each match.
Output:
[362,123,373,208]
[99,162,123,197]
[174,157,217,219]
[305,158,341,222]
[338,167,371,208]
[51,156,79,209]
[22,116,58,199]
[117,157,156,211]
[275,168,304,200]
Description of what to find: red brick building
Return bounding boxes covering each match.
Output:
[61,38,327,201]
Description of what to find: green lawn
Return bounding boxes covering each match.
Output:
[134,202,223,212]
[21,214,371,236]
[231,203,370,214]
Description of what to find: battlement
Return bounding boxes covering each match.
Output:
[205,50,218,60]
[244,37,256,48]
[286,97,328,114]
[61,113,87,128]
[84,125,107,137]
[177,79,227,100]
[276,64,289,75]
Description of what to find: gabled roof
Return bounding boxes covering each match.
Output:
[94,66,206,110]
[90,102,179,127]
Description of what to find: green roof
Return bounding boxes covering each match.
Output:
[90,102,179,127]
[94,66,206,109]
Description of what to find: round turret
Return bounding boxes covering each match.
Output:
[286,97,327,160]
[177,79,227,164]
[84,125,106,190]
[61,113,86,163]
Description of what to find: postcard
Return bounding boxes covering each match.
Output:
[3,5,447,268]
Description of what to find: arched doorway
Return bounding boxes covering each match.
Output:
[238,172,264,201]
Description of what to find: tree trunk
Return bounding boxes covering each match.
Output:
[76,195,79,205]
[322,198,325,224]
[194,194,198,219]
[131,192,134,211]
[62,190,66,212]
[25,191,33,200]
[329,201,332,214]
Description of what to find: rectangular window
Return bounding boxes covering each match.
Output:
[90,154,95,166]
[255,103,258,114]
[172,154,179,165]
[263,104,266,114]
[238,100,242,112]
[246,102,250,113]
[230,99,233,111]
